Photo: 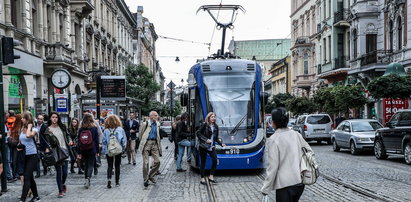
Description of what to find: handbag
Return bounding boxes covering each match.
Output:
[40,132,69,166]
[53,145,69,164]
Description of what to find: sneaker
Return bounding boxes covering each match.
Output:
[149,177,156,184]
[94,168,98,175]
[58,192,64,198]
[107,180,112,189]
[78,169,84,175]
[144,181,149,187]
[115,182,120,187]
[176,168,186,172]
[62,184,67,193]
[133,162,136,166]
[29,196,40,202]
[84,178,90,189]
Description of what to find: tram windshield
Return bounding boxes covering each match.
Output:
[203,72,255,144]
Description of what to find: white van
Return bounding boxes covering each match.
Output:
[292,114,333,144]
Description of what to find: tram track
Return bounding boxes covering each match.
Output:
[256,170,403,202]
[205,178,217,202]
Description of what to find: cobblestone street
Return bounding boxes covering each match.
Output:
[1,140,410,202]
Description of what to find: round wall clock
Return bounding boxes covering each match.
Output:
[51,69,71,89]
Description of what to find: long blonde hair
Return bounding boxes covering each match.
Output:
[105,115,122,129]
[205,112,216,126]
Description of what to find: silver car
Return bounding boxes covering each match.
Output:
[160,121,172,136]
[331,119,383,155]
[293,114,333,144]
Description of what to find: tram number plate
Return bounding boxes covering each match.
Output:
[225,147,240,155]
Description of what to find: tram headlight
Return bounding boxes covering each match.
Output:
[243,138,248,143]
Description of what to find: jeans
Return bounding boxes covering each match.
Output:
[176,140,192,170]
[106,154,122,183]
[199,147,217,178]
[276,183,305,202]
[82,150,95,179]
[6,145,13,179]
[21,154,39,200]
[55,161,68,192]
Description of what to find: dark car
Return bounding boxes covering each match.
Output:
[374,109,411,165]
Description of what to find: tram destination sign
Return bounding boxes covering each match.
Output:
[100,76,126,100]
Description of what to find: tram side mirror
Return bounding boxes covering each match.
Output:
[180,93,189,107]
[260,92,269,104]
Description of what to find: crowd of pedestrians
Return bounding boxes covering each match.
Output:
[0,108,253,201]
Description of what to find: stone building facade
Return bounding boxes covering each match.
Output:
[0,0,138,120]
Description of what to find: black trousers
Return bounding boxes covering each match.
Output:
[81,150,95,179]
[106,154,122,183]
[21,154,39,200]
[276,183,305,202]
[199,147,217,178]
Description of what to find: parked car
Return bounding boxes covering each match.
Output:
[374,109,411,165]
[293,114,333,144]
[160,121,172,137]
[288,118,296,129]
[331,119,383,155]
[265,116,275,137]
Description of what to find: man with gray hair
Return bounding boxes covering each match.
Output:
[138,111,162,187]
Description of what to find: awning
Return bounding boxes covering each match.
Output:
[2,49,43,75]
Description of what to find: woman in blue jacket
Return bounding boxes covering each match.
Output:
[102,115,126,188]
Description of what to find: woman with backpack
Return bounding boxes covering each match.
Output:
[261,107,313,202]
[77,113,100,189]
[19,112,40,202]
[68,118,80,174]
[43,112,73,198]
[102,115,126,188]
[8,114,23,181]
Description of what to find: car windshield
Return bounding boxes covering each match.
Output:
[307,115,331,124]
[352,121,382,132]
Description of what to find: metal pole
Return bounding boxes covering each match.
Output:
[170,88,173,116]
[220,25,227,57]
[0,48,8,192]
[96,75,101,120]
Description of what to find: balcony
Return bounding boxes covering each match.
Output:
[333,9,351,27]
[334,56,348,69]
[45,43,75,65]
[294,74,316,89]
[70,0,94,17]
[352,0,379,15]
[293,36,312,48]
[359,50,392,66]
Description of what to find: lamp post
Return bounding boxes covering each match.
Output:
[168,81,176,116]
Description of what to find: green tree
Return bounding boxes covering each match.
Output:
[125,64,160,115]
[332,85,368,115]
[367,74,411,114]
[313,87,336,114]
[265,93,293,113]
[286,96,316,115]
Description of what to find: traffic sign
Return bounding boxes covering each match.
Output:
[167,81,176,89]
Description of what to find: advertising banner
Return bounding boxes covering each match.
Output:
[382,98,409,124]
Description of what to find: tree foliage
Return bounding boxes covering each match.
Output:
[286,96,316,115]
[265,93,293,113]
[367,74,411,99]
[125,64,161,115]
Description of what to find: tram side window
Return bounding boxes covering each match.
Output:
[194,90,204,129]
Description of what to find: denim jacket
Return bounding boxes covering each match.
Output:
[101,127,127,156]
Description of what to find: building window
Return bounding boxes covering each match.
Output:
[397,18,402,50]
[389,20,393,51]
[353,29,357,59]
[304,53,309,74]
[328,36,331,63]
[323,0,326,20]
[11,0,19,28]
[323,38,327,63]
[32,0,38,37]
[366,34,377,54]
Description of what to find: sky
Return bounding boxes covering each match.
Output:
[124,0,291,87]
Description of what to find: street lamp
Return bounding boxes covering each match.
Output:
[175,56,180,63]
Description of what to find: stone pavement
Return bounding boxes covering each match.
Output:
[1,141,410,201]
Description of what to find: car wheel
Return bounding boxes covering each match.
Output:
[374,140,388,160]
[350,141,359,155]
[332,138,340,152]
[327,139,332,145]
[404,143,411,165]
[317,140,322,144]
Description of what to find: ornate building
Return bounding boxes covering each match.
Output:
[0,0,137,119]
[290,0,318,97]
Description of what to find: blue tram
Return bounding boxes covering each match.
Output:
[186,58,266,170]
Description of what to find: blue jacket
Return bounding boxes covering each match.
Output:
[101,127,127,156]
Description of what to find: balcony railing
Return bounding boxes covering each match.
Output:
[359,50,392,66]
[294,36,311,47]
[334,9,351,27]
[45,43,74,64]
[334,56,348,69]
